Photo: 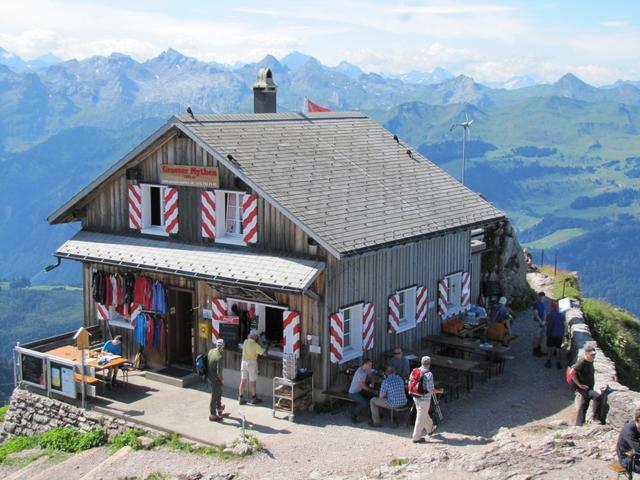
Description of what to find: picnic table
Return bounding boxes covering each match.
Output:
[425,335,511,356]
[407,353,480,391]
[46,345,130,390]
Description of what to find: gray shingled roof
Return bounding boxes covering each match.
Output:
[56,231,324,292]
[176,112,504,255]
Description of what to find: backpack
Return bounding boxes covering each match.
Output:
[195,353,208,378]
[408,368,427,396]
[133,349,146,370]
[565,365,575,385]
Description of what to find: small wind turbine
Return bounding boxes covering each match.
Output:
[450,113,474,185]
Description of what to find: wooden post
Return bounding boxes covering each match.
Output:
[74,327,91,410]
[541,249,545,268]
[554,254,558,277]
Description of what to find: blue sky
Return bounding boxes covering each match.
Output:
[1,0,639,84]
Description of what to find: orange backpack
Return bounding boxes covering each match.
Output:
[487,322,510,344]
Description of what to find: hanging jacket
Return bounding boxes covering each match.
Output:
[133,312,147,347]
[123,273,135,304]
[152,281,167,315]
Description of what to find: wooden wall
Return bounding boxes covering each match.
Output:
[323,230,472,388]
[82,262,195,367]
[82,133,324,258]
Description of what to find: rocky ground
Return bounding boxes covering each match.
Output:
[3,272,631,479]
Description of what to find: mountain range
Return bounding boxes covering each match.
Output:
[1,47,640,315]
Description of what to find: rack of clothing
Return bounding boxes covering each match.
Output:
[132,311,166,350]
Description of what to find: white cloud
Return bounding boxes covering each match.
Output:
[601,20,628,28]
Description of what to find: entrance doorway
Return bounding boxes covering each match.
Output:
[167,289,194,368]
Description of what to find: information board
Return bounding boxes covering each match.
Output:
[19,351,46,389]
[49,360,76,399]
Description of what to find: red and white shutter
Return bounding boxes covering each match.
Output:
[362,303,375,351]
[461,272,471,309]
[388,293,400,333]
[211,298,227,341]
[164,187,179,234]
[128,183,142,230]
[416,286,428,323]
[242,193,258,244]
[329,312,344,364]
[283,310,301,358]
[438,278,449,320]
[201,190,216,240]
[96,303,110,321]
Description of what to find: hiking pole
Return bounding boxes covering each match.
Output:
[432,393,443,422]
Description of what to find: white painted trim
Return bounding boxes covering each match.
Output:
[338,348,362,365]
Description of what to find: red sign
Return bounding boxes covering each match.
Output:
[221,315,239,325]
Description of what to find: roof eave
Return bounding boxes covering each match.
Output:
[46,117,181,225]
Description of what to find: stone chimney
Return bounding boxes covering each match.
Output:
[252,68,277,113]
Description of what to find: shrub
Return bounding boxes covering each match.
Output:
[0,435,39,463]
[38,427,108,453]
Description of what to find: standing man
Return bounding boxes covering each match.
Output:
[545,300,565,369]
[207,339,225,421]
[348,359,377,423]
[388,348,411,380]
[616,407,640,474]
[369,366,408,427]
[239,329,265,405]
[408,356,444,443]
[571,344,604,426]
[532,292,547,357]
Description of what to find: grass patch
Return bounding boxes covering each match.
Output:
[0,404,8,423]
[539,266,581,300]
[390,457,410,466]
[526,228,586,250]
[110,428,146,451]
[583,299,640,390]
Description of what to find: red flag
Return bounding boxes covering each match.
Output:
[307,99,331,112]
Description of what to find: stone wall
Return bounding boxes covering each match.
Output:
[567,304,640,427]
[2,388,142,438]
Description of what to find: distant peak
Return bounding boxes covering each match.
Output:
[556,72,586,85]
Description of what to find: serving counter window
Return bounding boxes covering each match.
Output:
[226,299,286,357]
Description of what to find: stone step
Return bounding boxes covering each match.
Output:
[29,446,111,480]
[5,455,49,480]
[78,445,133,480]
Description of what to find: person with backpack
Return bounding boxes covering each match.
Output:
[545,300,565,369]
[570,344,605,426]
[207,339,225,421]
[408,356,444,443]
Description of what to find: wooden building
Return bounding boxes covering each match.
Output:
[48,69,505,394]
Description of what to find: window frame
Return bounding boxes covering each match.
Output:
[338,303,364,364]
[396,286,417,333]
[215,190,247,246]
[445,272,464,315]
[140,183,169,237]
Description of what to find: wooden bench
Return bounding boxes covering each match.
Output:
[608,461,630,479]
[321,390,355,409]
[74,373,99,385]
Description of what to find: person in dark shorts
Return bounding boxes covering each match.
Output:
[545,300,565,369]
[616,407,640,473]
[532,292,547,357]
[571,344,605,426]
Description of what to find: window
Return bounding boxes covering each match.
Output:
[339,303,363,363]
[215,190,245,245]
[396,287,416,332]
[446,272,463,313]
[141,184,167,236]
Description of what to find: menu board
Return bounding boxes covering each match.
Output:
[49,360,76,398]
[220,323,240,347]
[20,352,45,389]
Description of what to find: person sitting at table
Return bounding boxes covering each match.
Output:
[616,407,640,473]
[101,335,122,386]
[369,366,408,427]
[388,348,411,380]
[348,359,376,423]
[487,297,513,344]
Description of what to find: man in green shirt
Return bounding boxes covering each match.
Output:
[208,339,225,421]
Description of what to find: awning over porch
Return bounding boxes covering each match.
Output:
[55,231,324,293]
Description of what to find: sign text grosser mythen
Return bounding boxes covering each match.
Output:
[160,165,219,188]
